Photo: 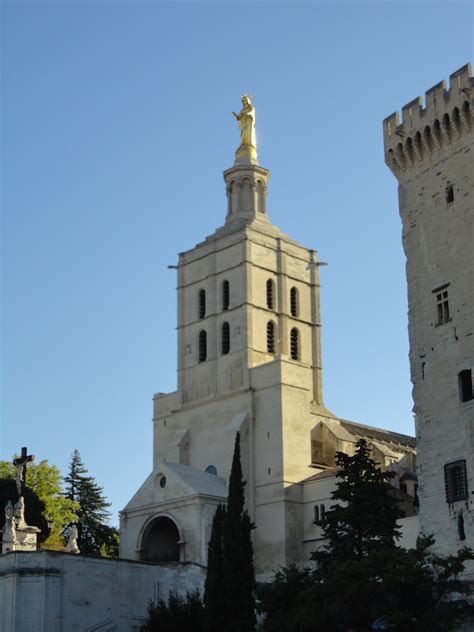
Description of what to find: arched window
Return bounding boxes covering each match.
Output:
[290,287,299,317]
[290,327,299,360]
[222,280,230,311]
[266,279,275,310]
[266,321,275,354]
[198,330,207,362]
[198,289,206,319]
[141,516,180,563]
[221,322,230,355]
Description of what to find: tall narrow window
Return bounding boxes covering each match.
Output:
[290,287,299,317]
[313,505,320,524]
[458,512,466,541]
[266,279,275,310]
[222,280,230,311]
[198,330,207,362]
[198,289,206,319]
[320,504,326,524]
[290,328,299,360]
[435,288,450,325]
[446,182,454,204]
[459,369,473,403]
[266,321,275,354]
[444,460,467,503]
[221,322,230,355]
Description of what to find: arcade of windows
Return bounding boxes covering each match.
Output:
[197,279,305,362]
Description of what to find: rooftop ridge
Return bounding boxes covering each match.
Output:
[339,418,416,447]
[383,64,473,177]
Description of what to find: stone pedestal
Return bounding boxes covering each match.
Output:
[1,525,40,554]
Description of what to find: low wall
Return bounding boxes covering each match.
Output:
[0,551,206,632]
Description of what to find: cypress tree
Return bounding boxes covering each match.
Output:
[222,432,256,632]
[203,504,226,631]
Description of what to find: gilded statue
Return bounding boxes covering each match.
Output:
[233,95,256,148]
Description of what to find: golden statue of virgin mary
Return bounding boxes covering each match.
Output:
[232,94,257,148]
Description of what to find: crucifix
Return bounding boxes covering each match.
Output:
[13,447,35,498]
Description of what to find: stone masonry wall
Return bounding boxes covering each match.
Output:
[383,64,474,559]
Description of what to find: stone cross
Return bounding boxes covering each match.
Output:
[13,447,35,498]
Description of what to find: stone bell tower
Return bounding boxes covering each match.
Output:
[121,96,330,576]
[383,64,474,556]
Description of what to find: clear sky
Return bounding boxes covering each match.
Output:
[1,1,473,523]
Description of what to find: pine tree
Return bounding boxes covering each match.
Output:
[221,432,256,632]
[64,449,118,556]
[314,438,403,566]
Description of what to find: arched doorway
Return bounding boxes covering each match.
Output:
[141,516,180,563]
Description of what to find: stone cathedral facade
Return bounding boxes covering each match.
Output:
[120,100,418,578]
[384,64,474,559]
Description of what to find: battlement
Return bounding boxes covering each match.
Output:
[383,64,473,178]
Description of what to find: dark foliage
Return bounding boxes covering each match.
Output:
[63,449,118,556]
[203,504,226,631]
[140,591,204,632]
[221,431,256,632]
[258,440,474,632]
[0,478,49,542]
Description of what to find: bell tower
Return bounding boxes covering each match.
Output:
[121,96,332,576]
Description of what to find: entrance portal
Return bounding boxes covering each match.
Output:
[141,516,180,563]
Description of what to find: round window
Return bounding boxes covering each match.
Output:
[159,476,167,488]
[205,465,217,476]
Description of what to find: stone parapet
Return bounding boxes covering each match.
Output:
[383,64,473,178]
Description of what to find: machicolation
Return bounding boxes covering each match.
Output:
[383,63,473,178]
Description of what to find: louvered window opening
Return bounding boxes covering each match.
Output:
[221,322,230,355]
[198,330,207,362]
[290,328,299,360]
[222,280,230,311]
[198,289,206,319]
[290,287,299,317]
[267,321,275,354]
[266,279,275,310]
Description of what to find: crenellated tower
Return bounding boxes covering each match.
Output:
[384,64,474,556]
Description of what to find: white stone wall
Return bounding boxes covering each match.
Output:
[384,64,474,558]
[0,551,205,632]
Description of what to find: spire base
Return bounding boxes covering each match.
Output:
[235,144,258,166]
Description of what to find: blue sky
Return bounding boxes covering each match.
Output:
[1,1,473,522]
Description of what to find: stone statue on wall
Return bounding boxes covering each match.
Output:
[233,95,257,148]
[14,496,27,529]
[3,501,17,544]
[65,524,80,554]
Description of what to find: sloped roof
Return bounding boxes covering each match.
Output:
[339,419,416,449]
[164,461,228,498]
[303,468,337,483]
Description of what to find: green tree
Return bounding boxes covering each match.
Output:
[203,504,226,631]
[211,431,256,632]
[257,439,474,632]
[64,449,119,557]
[314,439,403,566]
[140,592,204,632]
[0,459,77,548]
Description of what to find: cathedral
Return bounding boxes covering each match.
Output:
[119,95,419,578]
[1,65,471,631]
